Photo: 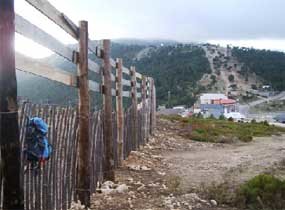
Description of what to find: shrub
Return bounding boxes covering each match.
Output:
[219,115,226,120]
[165,175,182,193]
[236,174,285,209]
[209,114,215,119]
[238,134,253,142]
[228,117,234,122]
[228,74,235,82]
[251,119,257,123]
[262,120,269,126]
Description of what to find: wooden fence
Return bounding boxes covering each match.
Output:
[0,0,156,209]
[14,100,151,210]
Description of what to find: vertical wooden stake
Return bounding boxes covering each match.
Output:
[0,0,24,209]
[102,40,115,181]
[146,77,151,139]
[76,20,90,207]
[150,78,156,134]
[116,58,124,165]
[141,76,147,144]
[152,81,157,129]
[130,66,138,149]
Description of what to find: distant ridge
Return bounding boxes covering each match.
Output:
[113,38,179,46]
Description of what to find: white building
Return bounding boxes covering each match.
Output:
[200,93,227,105]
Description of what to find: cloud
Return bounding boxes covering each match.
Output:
[15,0,285,52]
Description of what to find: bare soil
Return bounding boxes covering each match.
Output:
[89,118,285,210]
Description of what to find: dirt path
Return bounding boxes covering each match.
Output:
[87,118,285,210]
[165,135,285,191]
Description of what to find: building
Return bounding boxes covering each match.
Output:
[199,93,237,118]
[212,98,236,114]
[200,93,227,104]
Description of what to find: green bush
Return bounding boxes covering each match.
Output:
[228,74,235,82]
[219,115,226,120]
[228,117,234,122]
[236,174,285,209]
[251,119,257,123]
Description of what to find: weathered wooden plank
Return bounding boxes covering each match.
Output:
[88,59,100,74]
[111,73,116,82]
[141,76,147,144]
[110,58,116,68]
[102,40,115,181]
[16,53,77,87]
[88,80,100,92]
[115,58,124,166]
[111,89,116,96]
[122,91,131,98]
[131,66,138,149]
[16,14,100,74]
[15,14,74,62]
[25,0,79,39]
[122,67,130,75]
[136,72,142,79]
[122,79,131,87]
[88,39,97,54]
[150,77,156,134]
[76,21,90,207]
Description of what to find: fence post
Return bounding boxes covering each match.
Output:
[76,20,90,207]
[102,39,115,181]
[141,76,147,144]
[116,58,124,165]
[150,77,156,134]
[152,79,156,129]
[0,0,24,209]
[130,66,138,149]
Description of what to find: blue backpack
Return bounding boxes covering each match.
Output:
[24,117,52,166]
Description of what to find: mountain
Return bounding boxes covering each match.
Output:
[17,40,285,107]
[113,38,179,46]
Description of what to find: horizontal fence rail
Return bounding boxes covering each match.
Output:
[0,0,157,209]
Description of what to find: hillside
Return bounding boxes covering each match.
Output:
[17,41,285,107]
[199,44,262,97]
[232,47,285,91]
[17,42,211,107]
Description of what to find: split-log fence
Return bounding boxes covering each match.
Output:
[0,0,156,209]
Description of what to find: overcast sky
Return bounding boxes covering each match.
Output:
[15,0,285,57]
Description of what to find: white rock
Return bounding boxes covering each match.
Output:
[100,188,115,194]
[137,184,145,191]
[141,165,151,171]
[102,181,115,189]
[116,184,129,193]
[210,199,218,206]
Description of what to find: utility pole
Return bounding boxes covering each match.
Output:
[0,0,24,209]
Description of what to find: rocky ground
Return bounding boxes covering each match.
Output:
[71,117,285,210]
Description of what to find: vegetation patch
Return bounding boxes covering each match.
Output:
[236,174,285,210]
[162,115,285,143]
[203,174,285,210]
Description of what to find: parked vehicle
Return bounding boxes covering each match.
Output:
[179,110,193,118]
[273,114,285,123]
[224,112,246,122]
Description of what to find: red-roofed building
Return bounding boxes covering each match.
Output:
[212,98,236,113]
[213,99,236,105]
